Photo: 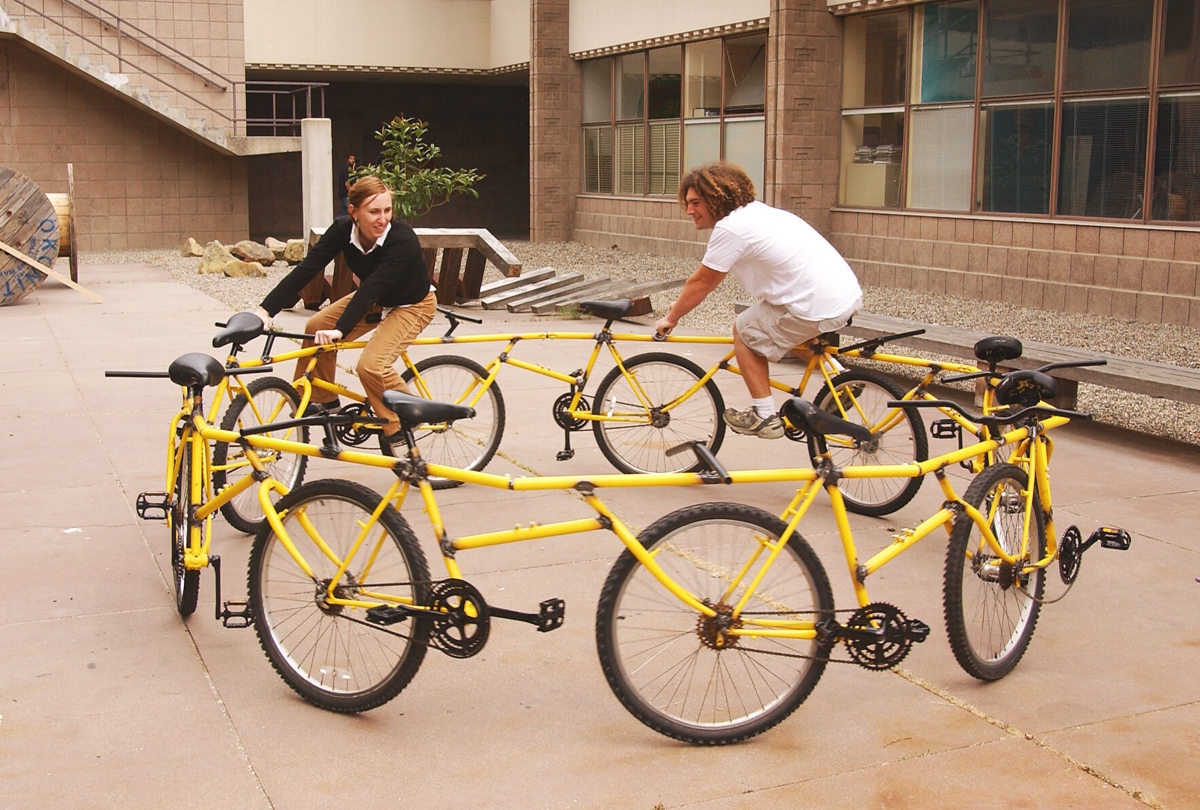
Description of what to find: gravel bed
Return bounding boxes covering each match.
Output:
[82,241,1200,445]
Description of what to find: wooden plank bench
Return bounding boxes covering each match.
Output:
[842,311,1200,409]
[295,227,522,309]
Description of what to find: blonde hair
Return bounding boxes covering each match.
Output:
[678,163,756,221]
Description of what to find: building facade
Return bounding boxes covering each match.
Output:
[2,0,1197,326]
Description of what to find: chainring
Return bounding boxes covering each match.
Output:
[428,578,490,659]
[553,392,590,431]
[843,602,915,671]
[332,403,375,446]
[1058,525,1083,585]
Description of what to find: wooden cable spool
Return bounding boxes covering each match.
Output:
[46,164,78,283]
[0,165,61,306]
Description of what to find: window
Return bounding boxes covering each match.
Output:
[580,33,765,198]
[840,0,1200,223]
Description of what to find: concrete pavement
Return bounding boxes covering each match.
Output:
[1,260,1197,808]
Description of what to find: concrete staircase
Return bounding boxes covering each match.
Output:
[0,3,296,156]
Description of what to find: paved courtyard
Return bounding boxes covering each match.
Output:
[1,261,1197,808]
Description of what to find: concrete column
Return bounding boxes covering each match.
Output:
[301,118,334,247]
[766,0,843,235]
[529,0,578,242]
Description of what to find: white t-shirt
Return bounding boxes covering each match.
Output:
[701,201,862,319]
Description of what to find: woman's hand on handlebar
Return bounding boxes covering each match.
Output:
[314,328,343,345]
[254,306,272,330]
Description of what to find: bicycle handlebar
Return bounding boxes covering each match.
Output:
[942,357,1107,385]
[839,328,927,356]
[888,398,1090,428]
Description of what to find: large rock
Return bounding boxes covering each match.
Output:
[181,237,203,257]
[230,239,275,265]
[223,260,267,278]
[265,236,288,260]
[283,239,305,265]
[198,241,236,274]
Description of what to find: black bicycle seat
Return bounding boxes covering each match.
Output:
[169,353,226,388]
[994,369,1058,408]
[382,391,476,426]
[578,299,633,320]
[213,311,265,348]
[781,398,873,442]
[974,336,1023,366]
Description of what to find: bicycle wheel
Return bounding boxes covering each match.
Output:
[213,376,308,534]
[395,355,505,490]
[169,441,200,616]
[591,352,725,475]
[595,502,834,744]
[943,462,1045,681]
[248,479,431,712]
[811,368,928,516]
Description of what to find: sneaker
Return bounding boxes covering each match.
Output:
[723,406,785,439]
[302,398,341,417]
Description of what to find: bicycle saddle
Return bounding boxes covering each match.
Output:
[781,398,873,442]
[578,299,633,320]
[168,353,226,388]
[994,369,1058,408]
[382,391,476,426]
[974,336,1023,366]
[213,311,265,348]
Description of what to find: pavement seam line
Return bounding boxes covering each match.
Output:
[892,666,1165,809]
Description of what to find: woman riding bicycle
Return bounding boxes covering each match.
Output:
[252,175,435,443]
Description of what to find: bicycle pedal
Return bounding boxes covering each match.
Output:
[1091,526,1132,551]
[930,419,961,440]
[907,619,930,643]
[220,600,254,628]
[366,605,413,626]
[135,492,170,520]
[537,598,565,632]
[556,449,575,461]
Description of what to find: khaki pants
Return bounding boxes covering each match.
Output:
[296,290,437,435]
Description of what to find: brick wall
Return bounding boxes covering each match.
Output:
[830,211,1200,328]
[529,0,577,242]
[575,196,705,258]
[1,42,249,250]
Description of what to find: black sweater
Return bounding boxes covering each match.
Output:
[260,216,429,336]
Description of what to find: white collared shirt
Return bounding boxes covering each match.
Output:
[350,220,392,255]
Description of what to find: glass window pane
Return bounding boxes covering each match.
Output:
[684,40,722,118]
[1161,0,1200,86]
[840,112,904,208]
[908,105,974,210]
[583,125,613,193]
[1152,95,1200,221]
[914,1,980,103]
[615,124,645,194]
[1064,0,1153,92]
[981,0,1057,97]
[724,117,765,195]
[1057,98,1150,217]
[724,34,766,114]
[683,119,720,171]
[978,102,1054,213]
[648,46,682,119]
[582,58,612,124]
[843,10,908,108]
[648,120,681,195]
[616,53,645,121]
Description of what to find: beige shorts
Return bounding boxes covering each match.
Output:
[735,298,861,362]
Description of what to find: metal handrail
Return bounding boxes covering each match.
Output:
[7,0,329,140]
[8,0,230,89]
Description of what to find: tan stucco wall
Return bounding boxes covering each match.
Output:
[568,0,768,53]
[244,0,528,70]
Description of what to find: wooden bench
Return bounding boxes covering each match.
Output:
[296,227,522,309]
[842,311,1200,409]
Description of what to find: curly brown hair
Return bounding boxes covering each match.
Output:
[678,162,756,221]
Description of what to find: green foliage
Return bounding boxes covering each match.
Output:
[354,116,484,221]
